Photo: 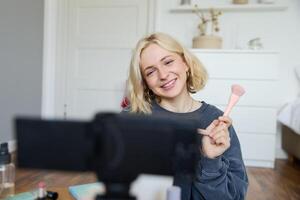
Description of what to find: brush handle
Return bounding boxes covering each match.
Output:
[223,94,240,116]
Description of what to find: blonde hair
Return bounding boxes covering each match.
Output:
[127,32,208,114]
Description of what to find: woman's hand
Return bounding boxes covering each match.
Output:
[198,116,232,159]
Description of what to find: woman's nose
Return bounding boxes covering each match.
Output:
[157,67,169,80]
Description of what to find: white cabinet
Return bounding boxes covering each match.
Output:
[191,49,279,168]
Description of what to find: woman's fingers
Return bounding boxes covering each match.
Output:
[218,116,232,128]
[206,120,219,132]
[211,130,229,141]
[209,123,227,137]
[197,128,209,135]
[198,119,218,136]
[215,136,230,148]
[215,136,226,145]
[199,128,230,147]
[198,117,232,140]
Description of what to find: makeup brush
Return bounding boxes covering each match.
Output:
[223,84,245,116]
[198,84,245,137]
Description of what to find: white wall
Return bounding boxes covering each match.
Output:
[0,0,43,148]
[154,0,300,158]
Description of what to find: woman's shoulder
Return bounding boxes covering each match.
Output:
[200,101,224,119]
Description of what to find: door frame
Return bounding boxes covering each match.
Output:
[42,0,158,117]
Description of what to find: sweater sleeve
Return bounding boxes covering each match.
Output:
[191,126,249,200]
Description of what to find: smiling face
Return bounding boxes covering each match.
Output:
[140,43,189,101]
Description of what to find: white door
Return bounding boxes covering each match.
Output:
[62,0,151,119]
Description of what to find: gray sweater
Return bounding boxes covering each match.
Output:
[124,101,248,200]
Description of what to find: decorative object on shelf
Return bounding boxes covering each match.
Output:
[180,0,191,6]
[232,0,248,4]
[258,0,276,4]
[192,5,222,49]
[193,35,222,49]
[247,37,263,50]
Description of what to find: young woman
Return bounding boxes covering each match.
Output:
[123,32,248,200]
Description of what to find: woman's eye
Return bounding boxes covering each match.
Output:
[146,69,156,77]
[165,60,174,65]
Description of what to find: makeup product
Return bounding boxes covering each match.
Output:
[223,84,245,116]
[0,142,15,199]
[36,182,47,200]
[46,190,59,200]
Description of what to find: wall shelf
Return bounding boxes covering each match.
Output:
[170,3,288,12]
[190,49,279,54]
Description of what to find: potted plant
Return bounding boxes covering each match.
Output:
[192,5,222,49]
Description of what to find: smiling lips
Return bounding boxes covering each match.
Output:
[161,78,177,90]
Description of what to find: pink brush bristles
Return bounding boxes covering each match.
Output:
[231,84,245,97]
[223,84,245,116]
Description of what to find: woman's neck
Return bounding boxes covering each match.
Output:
[158,90,195,113]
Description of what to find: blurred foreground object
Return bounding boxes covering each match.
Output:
[15,113,199,200]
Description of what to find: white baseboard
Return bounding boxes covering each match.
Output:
[8,140,16,153]
[244,160,274,168]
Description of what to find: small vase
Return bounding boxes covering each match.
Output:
[192,35,222,49]
[180,0,191,5]
[232,0,248,4]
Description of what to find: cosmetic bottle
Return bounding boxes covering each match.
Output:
[36,182,47,200]
[0,142,15,199]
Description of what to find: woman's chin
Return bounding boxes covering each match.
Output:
[157,90,182,100]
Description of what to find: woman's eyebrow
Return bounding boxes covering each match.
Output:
[144,65,154,72]
[160,55,172,62]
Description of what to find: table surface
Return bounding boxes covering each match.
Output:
[15,168,97,199]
